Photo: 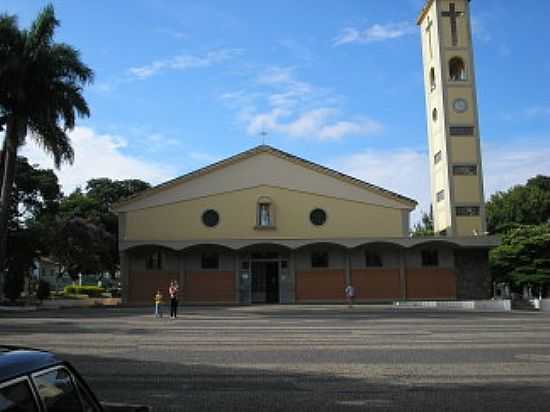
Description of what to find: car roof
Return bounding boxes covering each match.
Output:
[0,346,63,383]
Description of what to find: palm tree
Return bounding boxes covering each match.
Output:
[0,4,93,272]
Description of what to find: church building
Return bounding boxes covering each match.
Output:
[114,0,499,305]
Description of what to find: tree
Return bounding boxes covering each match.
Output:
[2,157,61,300]
[11,156,61,224]
[3,271,24,303]
[486,175,550,233]
[490,225,550,296]
[0,5,93,275]
[36,279,51,302]
[49,178,149,280]
[412,207,434,237]
[49,216,113,281]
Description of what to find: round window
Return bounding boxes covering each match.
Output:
[310,208,327,226]
[202,209,219,227]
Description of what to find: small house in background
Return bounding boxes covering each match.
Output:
[30,257,72,292]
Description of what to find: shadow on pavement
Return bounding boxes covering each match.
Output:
[59,351,550,412]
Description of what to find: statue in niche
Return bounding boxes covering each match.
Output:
[259,203,272,226]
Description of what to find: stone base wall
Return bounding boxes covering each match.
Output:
[454,249,492,300]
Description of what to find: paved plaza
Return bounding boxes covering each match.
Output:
[2,306,550,411]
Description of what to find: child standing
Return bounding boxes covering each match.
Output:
[154,289,163,318]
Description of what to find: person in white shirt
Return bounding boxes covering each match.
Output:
[345,284,355,309]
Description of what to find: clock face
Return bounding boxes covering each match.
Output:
[453,98,468,113]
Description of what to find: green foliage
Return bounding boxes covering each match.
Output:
[486,175,550,234]
[412,207,434,237]
[4,157,61,281]
[36,279,51,301]
[49,216,114,281]
[64,285,105,298]
[490,224,550,289]
[49,178,150,278]
[12,156,61,222]
[0,4,93,273]
[0,5,94,161]
[3,271,24,302]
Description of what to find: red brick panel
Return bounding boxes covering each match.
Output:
[128,271,177,305]
[296,270,346,302]
[183,271,235,303]
[406,269,457,300]
[351,269,401,300]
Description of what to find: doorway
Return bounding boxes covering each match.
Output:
[251,261,279,304]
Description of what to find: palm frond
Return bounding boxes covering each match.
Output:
[29,119,74,168]
[50,43,94,84]
[26,4,59,52]
[0,4,92,169]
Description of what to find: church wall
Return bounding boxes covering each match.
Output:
[118,153,412,213]
[295,270,346,302]
[351,269,402,300]
[294,246,346,271]
[453,176,481,203]
[406,268,457,300]
[183,249,235,272]
[124,185,406,241]
[406,245,454,268]
[294,246,346,302]
[129,247,179,273]
[122,243,491,304]
[450,137,478,163]
[350,245,401,268]
[456,217,483,237]
[183,271,236,303]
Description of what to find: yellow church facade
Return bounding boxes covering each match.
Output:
[115,146,497,305]
[115,0,499,305]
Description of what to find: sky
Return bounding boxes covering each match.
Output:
[2,0,550,223]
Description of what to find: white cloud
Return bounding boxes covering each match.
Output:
[246,108,382,141]
[18,127,176,194]
[330,148,430,223]
[223,66,383,141]
[128,48,243,79]
[333,22,416,46]
[330,138,550,226]
[483,139,550,197]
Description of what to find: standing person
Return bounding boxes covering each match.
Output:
[154,289,163,318]
[169,281,179,319]
[345,284,355,309]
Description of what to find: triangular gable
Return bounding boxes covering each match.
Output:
[113,145,417,212]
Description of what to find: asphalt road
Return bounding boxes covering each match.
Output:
[2,305,550,411]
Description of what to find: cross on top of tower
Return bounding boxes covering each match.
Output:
[441,3,465,46]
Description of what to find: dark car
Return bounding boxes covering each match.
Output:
[0,346,149,412]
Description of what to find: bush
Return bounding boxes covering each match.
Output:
[3,272,25,303]
[36,280,51,302]
[64,285,106,298]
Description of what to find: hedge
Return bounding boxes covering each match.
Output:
[64,285,106,298]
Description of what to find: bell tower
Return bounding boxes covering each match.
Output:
[417,0,486,237]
